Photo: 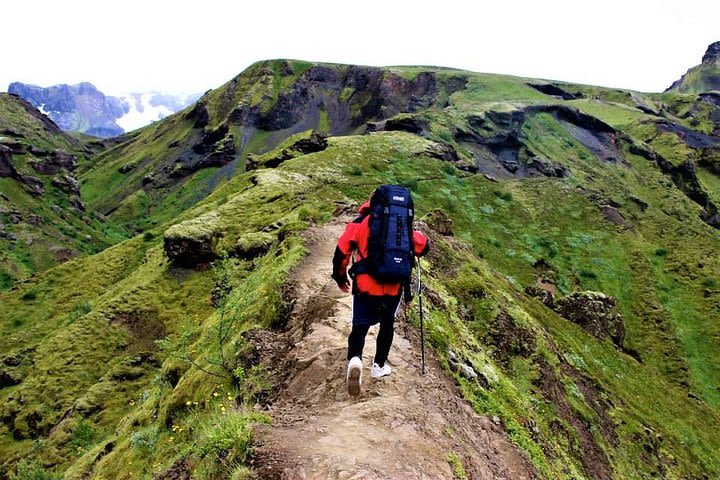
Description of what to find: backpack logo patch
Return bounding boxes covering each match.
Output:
[392,196,405,202]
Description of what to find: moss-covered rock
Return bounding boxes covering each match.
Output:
[246,130,327,170]
[235,231,276,259]
[424,209,454,236]
[163,212,221,267]
[554,291,625,346]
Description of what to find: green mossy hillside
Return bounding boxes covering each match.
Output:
[1,58,720,479]
[0,94,127,289]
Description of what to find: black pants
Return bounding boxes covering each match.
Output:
[347,294,401,366]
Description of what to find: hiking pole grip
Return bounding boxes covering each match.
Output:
[417,259,426,375]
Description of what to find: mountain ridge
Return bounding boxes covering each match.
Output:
[1,57,719,479]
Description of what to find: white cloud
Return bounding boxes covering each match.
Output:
[2,0,719,95]
[115,93,174,132]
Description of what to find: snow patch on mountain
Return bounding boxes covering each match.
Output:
[116,93,174,132]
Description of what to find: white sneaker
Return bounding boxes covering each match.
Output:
[347,356,363,396]
[371,362,391,378]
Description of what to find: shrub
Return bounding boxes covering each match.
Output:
[196,412,268,460]
[654,247,668,257]
[578,269,597,280]
[21,289,38,300]
[0,271,13,290]
[447,451,467,480]
[493,190,513,201]
[442,163,457,176]
[131,426,158,455]
[143,231,155,241]
[68,419,96,451]
[10,462,62,480]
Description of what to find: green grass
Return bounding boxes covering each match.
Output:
[447,451,467,480]
[2,60,720,479]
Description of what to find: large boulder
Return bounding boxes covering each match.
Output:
[163,213,221,267]
[553,291,625,346]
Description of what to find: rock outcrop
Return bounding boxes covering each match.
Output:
[163,213,221,267]
[0,145,44,195]
[246,130,328,170]
[29,150,77,175]
[452,104,622,178]
[235,231,276,259]
[553,291,625,347]
[702,41,720,65]
[667,41,720,93]
[424,209,454,236]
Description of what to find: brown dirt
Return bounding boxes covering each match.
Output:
[535,360,612,480]
[252,219,536,479]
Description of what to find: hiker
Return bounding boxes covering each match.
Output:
[332,185,429,396]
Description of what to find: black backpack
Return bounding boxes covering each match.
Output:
[352,184,415,283]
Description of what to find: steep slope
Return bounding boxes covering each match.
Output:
[0,93,126,289]
[667,41,720,94]
[1,58,719,479]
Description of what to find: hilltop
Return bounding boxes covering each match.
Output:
[667,41,720,94]
[0,55,719,479]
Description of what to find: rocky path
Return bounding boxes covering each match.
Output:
[253,219,535,479]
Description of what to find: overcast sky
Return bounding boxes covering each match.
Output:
[2,0,719,96]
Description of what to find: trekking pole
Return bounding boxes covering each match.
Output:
[417,259,426,375]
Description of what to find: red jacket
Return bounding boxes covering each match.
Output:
[333,200,429,296]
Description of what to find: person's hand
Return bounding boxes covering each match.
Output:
[333,273,350,293]
[337,276,350,293]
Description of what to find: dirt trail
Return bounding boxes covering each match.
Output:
[253,219,535,480]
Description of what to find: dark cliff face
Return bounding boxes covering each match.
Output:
[701,41,720,64]
[667,41,720,93]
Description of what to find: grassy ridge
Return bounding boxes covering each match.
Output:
[1,60,719,478]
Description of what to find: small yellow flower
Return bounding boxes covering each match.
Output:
[185,400,192,406]
[213,392,219,397]
[227,395,233,401]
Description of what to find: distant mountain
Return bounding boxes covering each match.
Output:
[667,41,720,93]
[7,82,200,138]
